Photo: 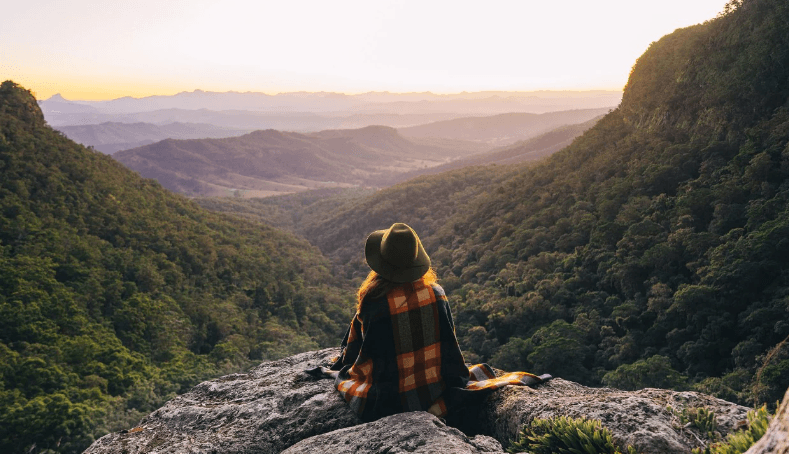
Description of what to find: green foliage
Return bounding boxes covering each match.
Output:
[507,416,639,454]
[602,355,688,391]
[195,187,376,233]
[691,405,772,454]
[750,336,789,408]
[0,81,355,453]
[190,0,789,412]
[671,406,719,440]
[692,369,753,406]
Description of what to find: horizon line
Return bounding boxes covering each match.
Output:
[36,87,624,103]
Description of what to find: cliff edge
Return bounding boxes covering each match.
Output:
[85,348,765,453]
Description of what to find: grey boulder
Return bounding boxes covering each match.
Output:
[282,411,505,454]
[84,348,358,454]
[85,348,762,454]
[482,378,751,454]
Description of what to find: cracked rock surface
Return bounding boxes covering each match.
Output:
[282,411,505,454]
[85,348,765,454]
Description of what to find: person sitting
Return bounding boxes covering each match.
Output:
[310,222,551,424]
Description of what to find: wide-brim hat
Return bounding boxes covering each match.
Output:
[365,223,431,283]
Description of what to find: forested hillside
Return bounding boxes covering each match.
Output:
[208,0,789,409]
[0,81,353,454]
[429,0,789,406]
[431,0,789,405]
[195,187,377,233]
[397,108,610,145]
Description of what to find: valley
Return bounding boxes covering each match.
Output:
[3,1,789,453]
[109,109,607,198]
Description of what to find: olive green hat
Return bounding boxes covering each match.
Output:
[365,223,431,283]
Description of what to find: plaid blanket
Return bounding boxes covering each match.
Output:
[311,281,550,421]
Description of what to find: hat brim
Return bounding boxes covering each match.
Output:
[365,229,431,283]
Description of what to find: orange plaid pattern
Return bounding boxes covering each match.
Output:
[322,280,551,421]
[427,396,447,417]
[397,343,441,392]
[465,364,544,390]
[386,280,446,413]
[338,357,374,400]
[387,282,435,315]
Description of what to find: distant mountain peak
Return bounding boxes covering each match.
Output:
[357,124,398,133]
[46,93,69,102]
[0,80,46,127]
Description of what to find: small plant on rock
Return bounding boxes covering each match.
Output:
[686,407,719,439]
[668,405,720,441]
[507,415,639,454]
[691,404,773,454]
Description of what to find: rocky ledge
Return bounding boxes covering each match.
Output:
[85,348,786,454]
[746,386,789,454]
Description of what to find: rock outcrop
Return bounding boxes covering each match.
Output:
[85,348,758,454]
[282,412,505,454]
[746,386,789,454]
[481,379,751,453]
[85,349,359,454]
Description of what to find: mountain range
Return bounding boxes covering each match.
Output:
[55,121,252,154]
[113,125,488,197]
[39,89,622,115]
[44,109,468,130]
[111,108,607,198]
[39,91,620,146]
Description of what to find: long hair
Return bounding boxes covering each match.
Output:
[356,268,438,313]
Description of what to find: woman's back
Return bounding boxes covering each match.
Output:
[331,279,469,420]
[311,222,550,423]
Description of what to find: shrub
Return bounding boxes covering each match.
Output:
[508,415,639,454]
[691,405,772,454]
[670,406,719,440]
[602,355,688,391]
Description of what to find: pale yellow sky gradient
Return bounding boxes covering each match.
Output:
[1,0,731,100]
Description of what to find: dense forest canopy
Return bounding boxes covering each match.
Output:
[431,0,789,403]
[0,81,354,454]
[205,0,789,411]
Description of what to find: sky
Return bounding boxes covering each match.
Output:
[1,0,731,100]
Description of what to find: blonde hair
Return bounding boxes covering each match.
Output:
[356,268,438,312]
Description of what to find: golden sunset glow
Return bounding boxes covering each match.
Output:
[1,0,732,100]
